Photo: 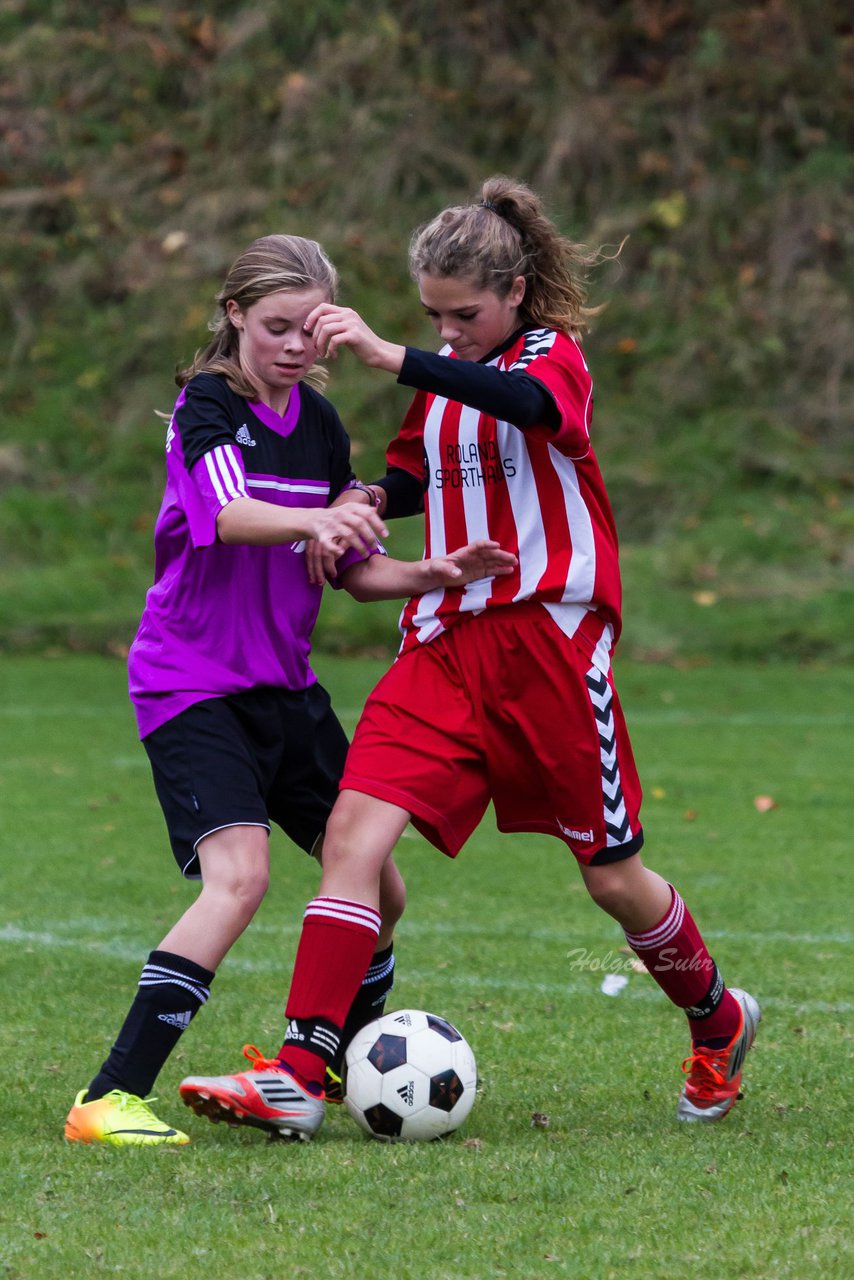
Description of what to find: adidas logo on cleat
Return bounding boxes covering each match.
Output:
[728,1037,748,1078]
[157,1010,193,1029]
[257,1080,307,1106]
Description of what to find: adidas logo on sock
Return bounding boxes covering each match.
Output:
[157,1010,192,1029]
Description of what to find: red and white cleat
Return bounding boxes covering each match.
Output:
[677,988,761,1122]
[179,1044,325,1141]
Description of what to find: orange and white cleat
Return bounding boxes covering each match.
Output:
[179,1044,325,1141]
[64,1089,190,1146]
[677,988,761,1122]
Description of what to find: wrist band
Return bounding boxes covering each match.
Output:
[349,481,382,509]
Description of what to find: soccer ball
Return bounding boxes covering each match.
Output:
[344,1009,477,1142]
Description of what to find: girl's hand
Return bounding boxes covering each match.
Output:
[304,303,405,373]
[305,503,388,584]
[424,540,517,588]
[305,486,381,584]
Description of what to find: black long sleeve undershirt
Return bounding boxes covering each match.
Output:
[397,346,561,431]
[373,467,424,519]
[371,342,561,519]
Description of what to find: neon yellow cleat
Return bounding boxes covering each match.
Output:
[324,1065,345,1105]
[64,1089,190,1145]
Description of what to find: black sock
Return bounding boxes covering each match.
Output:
[329,944,395,1075]
[86,950,214,1101]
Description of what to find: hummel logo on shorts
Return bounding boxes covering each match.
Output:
[557,820,595,843]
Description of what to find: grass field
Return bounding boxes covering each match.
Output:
[0,653,851,1279]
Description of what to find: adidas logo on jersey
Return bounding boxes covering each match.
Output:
[157,1010,193,1030]
[236,424,256,446]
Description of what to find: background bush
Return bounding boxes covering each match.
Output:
[1,1,851,660]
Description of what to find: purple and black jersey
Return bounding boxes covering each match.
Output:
[128,372,357,739]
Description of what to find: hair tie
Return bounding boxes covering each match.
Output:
[479,200,498,212]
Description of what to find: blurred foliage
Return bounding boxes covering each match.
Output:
[1,0,852,658]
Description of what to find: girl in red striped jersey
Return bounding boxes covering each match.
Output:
[182,180,759,1134]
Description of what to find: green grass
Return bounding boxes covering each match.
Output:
[0,655,851,1279]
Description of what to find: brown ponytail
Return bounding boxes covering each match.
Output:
[409,177,601,337]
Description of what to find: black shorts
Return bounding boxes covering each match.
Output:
[142,684,348,878]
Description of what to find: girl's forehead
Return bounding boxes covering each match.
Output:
[250,285,328,316]
[417,273,490,309]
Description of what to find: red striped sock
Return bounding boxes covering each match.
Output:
[278,897,381,1087]
[624,886,740,1045]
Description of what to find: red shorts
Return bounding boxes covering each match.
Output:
[341,602,644,864]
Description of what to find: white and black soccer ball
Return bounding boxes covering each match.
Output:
[344,1009,477,1142]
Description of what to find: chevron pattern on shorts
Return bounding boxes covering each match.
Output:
[585,666,631,846]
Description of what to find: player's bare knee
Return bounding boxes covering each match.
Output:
[239,864,270,913]
[205,865,269,923]
[582,864,635,920]
[379,862,407,929]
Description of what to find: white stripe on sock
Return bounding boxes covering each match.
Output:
[624,890,684,951]
[303,897,381,935]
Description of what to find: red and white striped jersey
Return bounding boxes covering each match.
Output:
[387,327,622,673]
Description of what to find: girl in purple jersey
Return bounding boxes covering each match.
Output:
[64,233,515,1146]
[179,181,760,1142]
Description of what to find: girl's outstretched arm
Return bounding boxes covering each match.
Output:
[216,495,387,580]
[339,540,517,602]
[305,304,559,431]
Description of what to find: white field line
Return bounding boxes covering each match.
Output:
[2,704,854,728]
[2,923,851,1015]
[6,915,852,948]
[247,919,854,947]
[0,707,128,718]
[311,708,854,728]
